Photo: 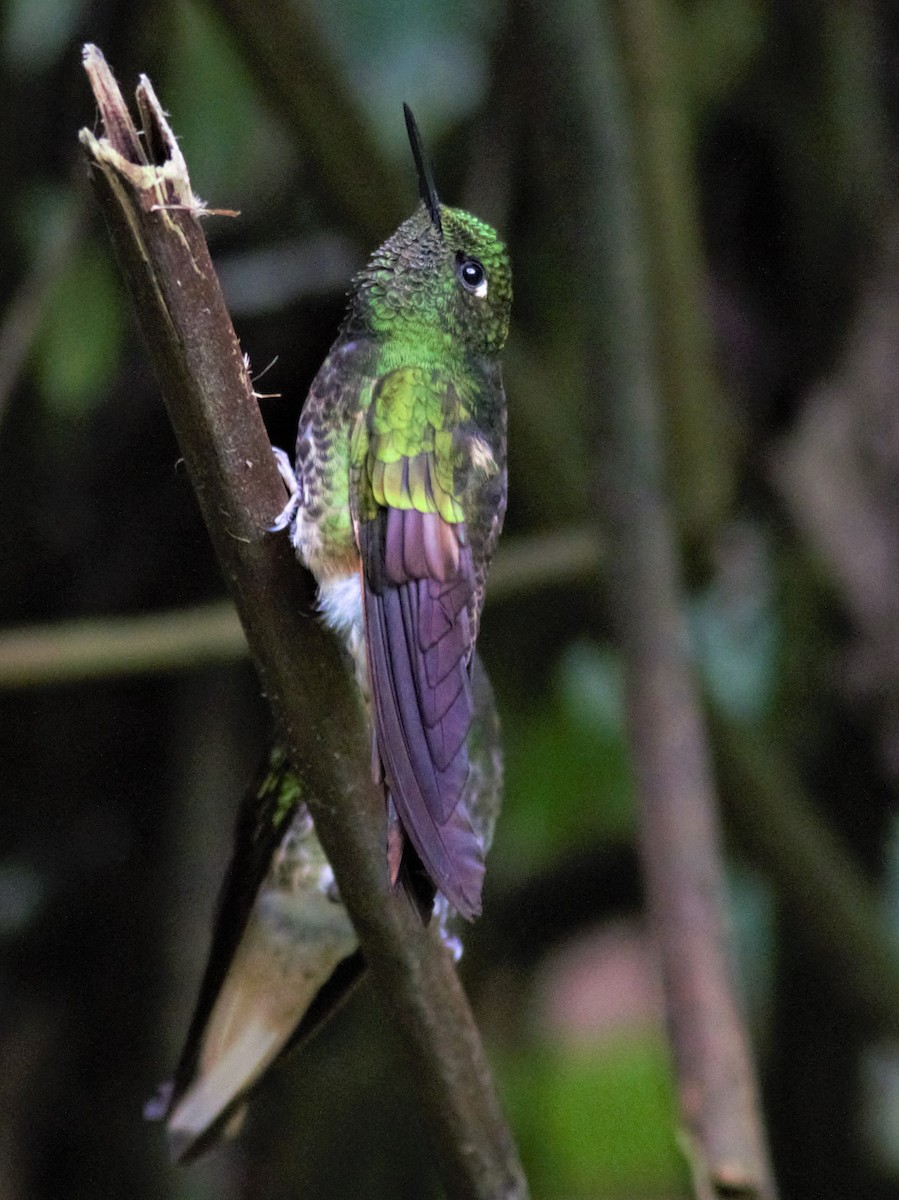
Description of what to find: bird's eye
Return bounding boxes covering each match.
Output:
[457,256,488,298]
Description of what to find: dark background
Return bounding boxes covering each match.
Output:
[2,2,899,1197]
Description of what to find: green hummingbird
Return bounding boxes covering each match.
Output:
[146,108,510,1159]
[149,656,503,1162]
[273,105,511,920]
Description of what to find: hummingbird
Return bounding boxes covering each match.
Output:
[273,104,511,920]
[147,108,510,1157]
[149,656,503,1162]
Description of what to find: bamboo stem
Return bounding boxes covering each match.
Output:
[554,2,778,1194]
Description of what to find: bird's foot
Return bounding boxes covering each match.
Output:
[267,446,302,532]
[434,894,464,961]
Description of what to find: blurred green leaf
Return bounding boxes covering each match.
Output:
[690,523,779,723]
[34,243,125,421]
[499,1032,687,1197]
[500,642,634,878]
[683,0,766,110]
[165,0,295,208]
[3,0,85,71]
[317,0,500,153]
[15,182,76,262]
[726,865,776,1047]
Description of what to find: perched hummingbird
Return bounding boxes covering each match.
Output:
[147,108,510,1158]
[150,657,503,1162]
[275,105,511,920]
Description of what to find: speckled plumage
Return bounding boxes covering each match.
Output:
[153,658,503,1160]
[289,163,511,920]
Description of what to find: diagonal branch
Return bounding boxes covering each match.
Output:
[78,45,526,1200]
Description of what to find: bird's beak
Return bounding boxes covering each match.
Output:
[403,103,442,236]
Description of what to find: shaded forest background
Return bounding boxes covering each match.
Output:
[2,1,899,1197]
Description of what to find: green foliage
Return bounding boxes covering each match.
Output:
[690,527,779,723]
[727,865,776,1042]
[499,1032,687,1197]
[317,0,500,150]
[500,643,634,879]
[34,243,124,424]
[3,0,85,71]
[682,0,766,110]
[163,0,294,208]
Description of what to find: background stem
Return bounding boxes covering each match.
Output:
[555,3,778,1194]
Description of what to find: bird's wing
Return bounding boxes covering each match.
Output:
[352,366,493,920]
